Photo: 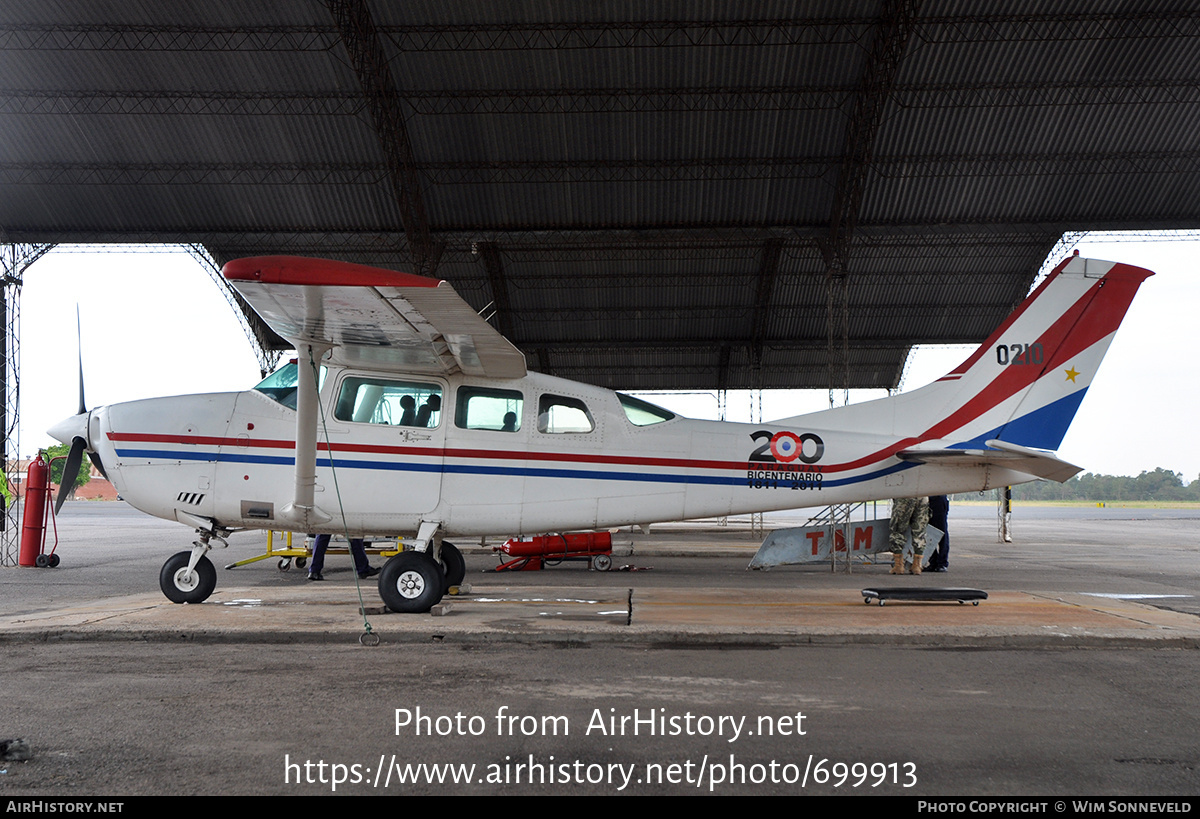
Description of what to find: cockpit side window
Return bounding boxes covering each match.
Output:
[617,393,676,426]
[537,394,595,434]
[455,387,523,432]
[335,377,442,427]
[253,362,327,410]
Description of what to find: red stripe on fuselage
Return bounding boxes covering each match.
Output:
[107,431,748,472]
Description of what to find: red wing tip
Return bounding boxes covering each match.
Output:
[222,256,442,288]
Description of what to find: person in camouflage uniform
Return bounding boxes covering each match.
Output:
[889,496,930,575]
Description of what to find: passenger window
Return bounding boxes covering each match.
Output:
[335,377,442,427]
[455,387,523,432]
[538,394,594,434]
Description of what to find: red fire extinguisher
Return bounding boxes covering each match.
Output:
[18,452,50,567]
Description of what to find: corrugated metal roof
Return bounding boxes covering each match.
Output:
[2,1,1197,390]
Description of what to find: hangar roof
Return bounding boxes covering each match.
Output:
[2,2,1197,390]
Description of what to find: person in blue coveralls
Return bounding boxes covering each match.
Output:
[307,534,380,581]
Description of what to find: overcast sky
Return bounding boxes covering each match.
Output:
[18,234,1197,480]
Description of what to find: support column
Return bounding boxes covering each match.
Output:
[824,264,850,408]
[186,245,284,378]
[998,486,1013,543]
[0,243,54,567]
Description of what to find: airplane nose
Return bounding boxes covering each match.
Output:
[48,412,88,447]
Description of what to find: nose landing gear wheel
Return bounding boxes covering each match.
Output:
[160,551,218,604]
[379,552,443,613]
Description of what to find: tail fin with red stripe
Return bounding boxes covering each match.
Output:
[774,256,1152,465]
[923,255,1152,451]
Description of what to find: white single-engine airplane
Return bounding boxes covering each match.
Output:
[49,253,1151,612]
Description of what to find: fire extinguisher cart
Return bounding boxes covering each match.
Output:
[494,532,613,572]
[19,452,61,568]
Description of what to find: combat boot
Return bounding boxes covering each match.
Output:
[910,555,923,575]
[890,553,906,574]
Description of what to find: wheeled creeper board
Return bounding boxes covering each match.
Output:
[861,587,987,606]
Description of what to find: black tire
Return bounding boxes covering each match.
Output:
[35,554,48,568]
[159,551,217,604]
[438,542,466,589]
[378,552,443,613]
[295,557,307,569]
[47,553,60,568]
[277,558,291,572]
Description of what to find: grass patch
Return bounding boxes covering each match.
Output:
[952,499,1200,509]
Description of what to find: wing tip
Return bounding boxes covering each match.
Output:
[222,256,442,289]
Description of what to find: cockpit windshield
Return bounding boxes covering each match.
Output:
[253,362,327,410]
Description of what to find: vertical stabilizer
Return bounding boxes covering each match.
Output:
[921,255,1152,451]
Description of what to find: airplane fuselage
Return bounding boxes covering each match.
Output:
[48,253,1153,609]
[89,364,1019,540]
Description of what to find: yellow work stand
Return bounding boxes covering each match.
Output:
[223,532,404,572]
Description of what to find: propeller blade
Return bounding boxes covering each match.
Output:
[87,450,108,481]
[76,306,86,415]
[54,437,86,514]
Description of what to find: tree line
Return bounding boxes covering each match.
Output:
[1003,468,1200,502]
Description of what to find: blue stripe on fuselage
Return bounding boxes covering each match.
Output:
[113,446,915,489]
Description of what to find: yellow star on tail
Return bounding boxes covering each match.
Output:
[1064,367,1079,383]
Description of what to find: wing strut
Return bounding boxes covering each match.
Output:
[280,340,333,529]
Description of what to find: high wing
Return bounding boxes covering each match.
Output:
[223,256,526,379]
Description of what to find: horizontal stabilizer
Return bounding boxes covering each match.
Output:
[897,439,1083,483]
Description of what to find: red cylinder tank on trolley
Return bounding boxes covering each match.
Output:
[19,452,49,567]
[494,531,613,572]
[500,531,611,557]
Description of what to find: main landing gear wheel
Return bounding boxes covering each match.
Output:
[438,541,466,589]
[379,552,444,613]
[159,551,217,604]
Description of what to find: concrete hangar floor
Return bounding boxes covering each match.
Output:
[1,501,1197,796]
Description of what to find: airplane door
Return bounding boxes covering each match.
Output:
[323,374,446,528]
